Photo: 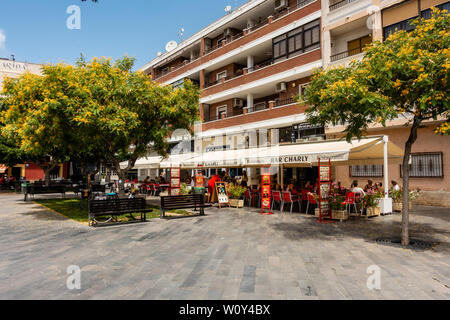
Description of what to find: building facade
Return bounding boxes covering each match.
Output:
[139,0,449,205]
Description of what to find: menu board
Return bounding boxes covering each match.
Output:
[215,182,230,208]
[261,167,273,215]
[195,170,204,187]
[170,167,181,196]
[320,183,330,199]
[320,166,330,182]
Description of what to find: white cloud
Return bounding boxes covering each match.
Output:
[0,29,6,51]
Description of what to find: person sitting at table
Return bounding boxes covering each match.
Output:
[364,180,375,192]
[159,173,166,184]
[391,180,400,192]
[304,181,312,189]
[143,176,150,184]
[351,180,366,196]
[241,170,248,187]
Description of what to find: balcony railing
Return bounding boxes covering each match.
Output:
[205,69,244,88]
[329,0,357,11]
[247,59,274,73]
[154,1,317,81]
[330,47,364,62]
[154,56,200,80]
[275,97,296,107]
[203,97,298,123]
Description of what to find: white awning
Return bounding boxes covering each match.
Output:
[125,136,404,170]
[181,136,404,168]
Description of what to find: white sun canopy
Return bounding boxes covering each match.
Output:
[180,136,404,169]
[125,136,404,170]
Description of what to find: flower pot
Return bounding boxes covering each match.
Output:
[366,206,381,218]
[229,199,244,208]
[315,208,320,217]
[331,210,348,222]
[393,202,412,212]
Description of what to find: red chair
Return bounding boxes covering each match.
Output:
[244,189,252,207]
[271,191,282,211]
[306,193,317,215]
[342,192,359,215]
[251,190,260,207]
[281,192,301,214]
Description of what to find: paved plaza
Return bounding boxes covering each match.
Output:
[0,193,449,300]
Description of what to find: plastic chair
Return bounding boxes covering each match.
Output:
[342,192,359,216]
[281,192,300,214]
[271,191,282,211]
[306,193,317,215]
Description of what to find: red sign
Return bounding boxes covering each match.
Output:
[261,167,273,215]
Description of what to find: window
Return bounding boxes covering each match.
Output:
[279,126,294,143]
[295,123,325,139]
[216,105,227,119]
[216,71,227,81]
[401,152,443,178]
[347,35,372,56]
[350,165,383,177]
[298,82,310,102]
[273,19,320,63]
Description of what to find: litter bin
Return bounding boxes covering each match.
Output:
[21,182,29,194]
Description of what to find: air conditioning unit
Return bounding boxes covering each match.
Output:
[276,82,287,93]
[224,28,232,37]
[233,98,244,108]
[275,0,288,11]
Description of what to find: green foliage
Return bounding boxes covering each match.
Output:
[0,56,200,178]
[304,8,449,142]
[362,190,383,208]
[227,183,247,200]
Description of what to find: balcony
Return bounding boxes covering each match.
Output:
[330,47,365,62]
[152,0,320,84]
[203,97,298,124]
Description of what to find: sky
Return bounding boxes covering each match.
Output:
[0,0,248,69]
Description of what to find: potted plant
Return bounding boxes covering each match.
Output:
[363,190,383,218]
[328,192,348,221]
[228,183,246,208]
[391,189,417,212]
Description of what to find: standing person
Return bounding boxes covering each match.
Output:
[241,170,248,187]
[207,171,222,196]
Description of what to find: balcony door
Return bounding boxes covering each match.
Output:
[347,35,372,56]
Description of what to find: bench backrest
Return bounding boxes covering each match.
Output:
[161,194,204,209]
[26,185,66,193]
[89,197,147,214]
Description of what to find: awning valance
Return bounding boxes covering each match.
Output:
[126,136,404,170]
[0,164,8,174]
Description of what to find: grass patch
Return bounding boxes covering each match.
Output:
[35,199,161,224]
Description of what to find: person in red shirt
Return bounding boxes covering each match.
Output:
[208,171,225,195]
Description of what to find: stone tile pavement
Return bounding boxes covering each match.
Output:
[0,193,449,300]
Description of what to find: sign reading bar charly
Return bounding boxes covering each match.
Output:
[0,61,28,73]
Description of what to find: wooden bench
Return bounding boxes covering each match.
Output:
[160,194,211,219]
[88,197,152,227]
[24,185,66,201]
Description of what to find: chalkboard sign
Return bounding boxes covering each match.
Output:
[215,182,230,208]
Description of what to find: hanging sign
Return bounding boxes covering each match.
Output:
[261,167,273,215]
[215,182,230,208]
[170,167,181,196]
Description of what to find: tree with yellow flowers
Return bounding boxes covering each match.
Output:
[304,8,449,246]
[0,56,199,186]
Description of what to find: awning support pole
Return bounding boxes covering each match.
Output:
[380,135,393,214]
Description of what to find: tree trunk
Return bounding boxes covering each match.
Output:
[401,117,421,246]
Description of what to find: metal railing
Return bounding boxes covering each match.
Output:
[247,102,269,113]
[330,47,364,62]
[247,59,273,72]
[329,0,356,11]
[205,69,244,88]
[275,97,296,107]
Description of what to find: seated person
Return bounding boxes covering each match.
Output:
[364,180,375,192]
[143,176,150,184]
[391,180,400,192]
[351,180,366,196]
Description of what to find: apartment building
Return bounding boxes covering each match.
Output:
[138,0,449,204]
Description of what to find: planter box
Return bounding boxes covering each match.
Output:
[229,199,244,208]
[315,208,320,217]
[393,202,412,212]
[331,209,349,222]
[366,206,381,218]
